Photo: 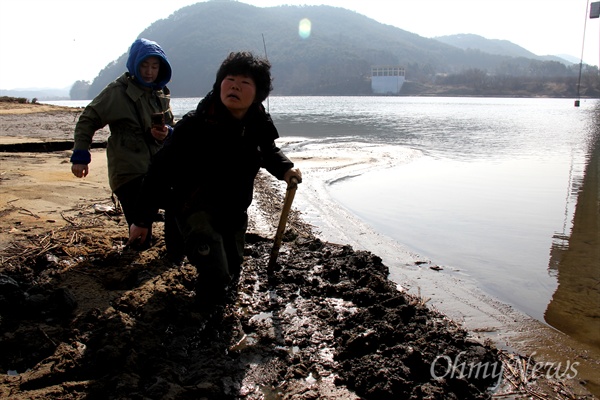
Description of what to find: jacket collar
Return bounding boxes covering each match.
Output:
[119,73,154,102]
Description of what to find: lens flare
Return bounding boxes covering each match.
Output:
[298,18,311,39]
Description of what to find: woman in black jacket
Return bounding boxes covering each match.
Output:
[128,51,302,305]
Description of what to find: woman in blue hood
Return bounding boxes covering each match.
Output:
[71,38,175,250]
[126,38,172,91]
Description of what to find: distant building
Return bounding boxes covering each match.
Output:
[371,65,405,95]
[591,1,599,18]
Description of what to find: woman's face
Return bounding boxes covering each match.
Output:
[139,56,160,83]
[220,74,256,119]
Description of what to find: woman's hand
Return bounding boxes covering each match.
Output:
[127,224,149,246]
[150,125,169,142]
[71,164,89,178]
[284,168,302,185]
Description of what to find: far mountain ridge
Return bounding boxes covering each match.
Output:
[86,2,598,98]
[434,33,574,65]
[5,2,598,99]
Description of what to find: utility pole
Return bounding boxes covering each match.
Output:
[575,1,599,106]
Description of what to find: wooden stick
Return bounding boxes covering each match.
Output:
[268,177,299,273]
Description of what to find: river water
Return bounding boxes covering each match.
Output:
[264,96,600,358]
[46,96,600,354]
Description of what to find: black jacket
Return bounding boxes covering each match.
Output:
[138,94,294,225]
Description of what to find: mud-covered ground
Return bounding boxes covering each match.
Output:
[0,103,595,399]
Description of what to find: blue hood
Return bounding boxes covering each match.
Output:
[126,38,172,90]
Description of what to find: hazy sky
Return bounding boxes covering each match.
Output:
[1,0,598,90]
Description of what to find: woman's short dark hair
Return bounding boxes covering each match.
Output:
[213,51,273,103]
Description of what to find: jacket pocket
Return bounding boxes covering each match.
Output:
[107,133,152,189]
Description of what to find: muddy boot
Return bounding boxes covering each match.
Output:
[194,271,227,311]
[185,230,211,265]
[165,211,185,265]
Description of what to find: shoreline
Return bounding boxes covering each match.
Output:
[1,105,598,398]
[280,137,600,396]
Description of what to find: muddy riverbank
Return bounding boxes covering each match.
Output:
[0,103,597,398]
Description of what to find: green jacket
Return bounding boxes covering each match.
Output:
[72,73,174,191]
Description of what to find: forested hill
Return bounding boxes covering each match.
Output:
[84,0,598,98]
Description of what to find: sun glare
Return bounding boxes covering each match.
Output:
[298,18,312,39]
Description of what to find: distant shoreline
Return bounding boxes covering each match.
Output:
[0,97,81,115]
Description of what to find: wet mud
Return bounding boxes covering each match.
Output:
[0,177,593,399]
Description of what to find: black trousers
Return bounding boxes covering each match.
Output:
[113,176,154,249]
[179,210,247,288]
[114,176,185,259]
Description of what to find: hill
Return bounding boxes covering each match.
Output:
[19,1,600,99]
[434,33,574,64]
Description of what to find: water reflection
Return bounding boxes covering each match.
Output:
[545,102,600,351]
